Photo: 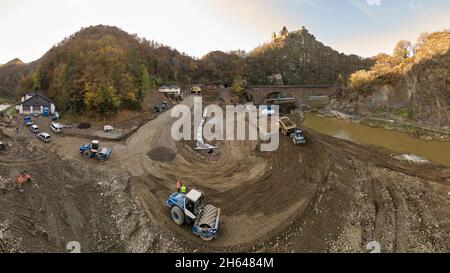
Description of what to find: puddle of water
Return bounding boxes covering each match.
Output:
[303,113,450,168]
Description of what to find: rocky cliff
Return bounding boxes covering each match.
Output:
[330,31,450,129]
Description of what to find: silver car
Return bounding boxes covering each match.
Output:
[37,132,52,143]
[29,124,40,134]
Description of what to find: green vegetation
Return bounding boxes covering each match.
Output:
[0,96,13,104]
[395,108,414,119]
[232,76,247,96]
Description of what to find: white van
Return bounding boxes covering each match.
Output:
[50,123,63,134]
[29,124,39,134]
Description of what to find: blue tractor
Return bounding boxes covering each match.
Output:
[80,140,112,161]
[166,189,220,241]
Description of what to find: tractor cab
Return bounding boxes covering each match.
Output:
[185,189,204,218]
[91,140,100,153]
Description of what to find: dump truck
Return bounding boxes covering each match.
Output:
[166,189,220,241]
[279,117,297,136]
[80,140,112,161]
[190,86,202,95]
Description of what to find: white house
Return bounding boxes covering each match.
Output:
[16,91,56,115]
[158,85,181,96]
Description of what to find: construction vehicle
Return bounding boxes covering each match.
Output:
[24,116,33,126]
[154,102,170,113]
[80,140,112,161]
[190,86,202,95]
[291,129,306,145]
[166,189,220,241]
[279,117,297,136]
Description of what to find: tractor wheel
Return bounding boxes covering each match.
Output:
[171,206,185,226]
[82,150,92,158]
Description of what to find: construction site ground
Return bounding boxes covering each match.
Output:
[1,90,449,253]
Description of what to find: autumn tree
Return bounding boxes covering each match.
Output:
[393,40,412,64]
[84,84,120,115]
[232,76,247,96]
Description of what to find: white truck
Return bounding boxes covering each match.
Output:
[158,85,181,96]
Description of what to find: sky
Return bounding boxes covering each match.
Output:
[0,0,449,64]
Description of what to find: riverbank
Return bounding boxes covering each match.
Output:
[319,110,450,142]
[303,112,450,168]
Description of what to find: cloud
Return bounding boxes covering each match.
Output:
[348,0,381,16]
[366,0,381,6]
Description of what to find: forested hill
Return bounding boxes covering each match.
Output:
[0,58,34,99]
[0,25,372,115]
[24,25,200,114]
[245,26,373,85]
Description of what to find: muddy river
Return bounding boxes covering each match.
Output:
[303,113,450,168]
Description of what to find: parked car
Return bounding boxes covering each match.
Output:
[50,123,63,134]
[29,124,39,134]
[37,132,52,143]
[104,125,114,132]
[52,112,60,121]
[24,116,33,126]
[33,113,40,117]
